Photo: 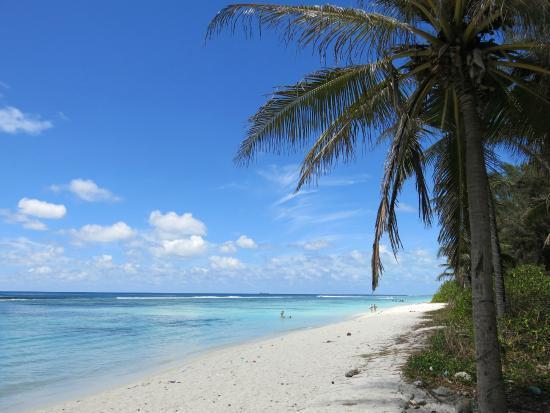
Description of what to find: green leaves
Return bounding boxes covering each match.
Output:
[235,63,390,164]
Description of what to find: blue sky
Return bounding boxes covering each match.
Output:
[0,0,443,294]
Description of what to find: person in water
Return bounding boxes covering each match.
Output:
[280,310,285,319]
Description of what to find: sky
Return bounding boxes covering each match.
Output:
[0,0,444,294]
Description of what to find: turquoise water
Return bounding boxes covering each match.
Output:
[0,292,430,412]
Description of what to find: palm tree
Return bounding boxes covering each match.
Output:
[208,1,550,410]
[426,132,471,288]
[428,134,508,316]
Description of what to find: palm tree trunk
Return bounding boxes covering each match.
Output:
[489,193,506,318]
[459,89,508,412]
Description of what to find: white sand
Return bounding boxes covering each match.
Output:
[31,302,452,413]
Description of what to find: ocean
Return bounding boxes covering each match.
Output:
[0,292,430,412]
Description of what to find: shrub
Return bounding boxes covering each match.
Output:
[431,280,461,303]
[406,264,550,410]
[500,265,550,392]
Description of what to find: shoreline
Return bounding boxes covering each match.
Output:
[26,302,447,413]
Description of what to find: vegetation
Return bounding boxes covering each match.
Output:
[493,164,550,271]
[431,279,462,303]
[209,1,550,410]
[407,264,550,411]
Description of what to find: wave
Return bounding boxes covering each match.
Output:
[116,295,288,300]
[316,295,370,298]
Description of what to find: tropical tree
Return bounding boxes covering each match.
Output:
[208,1,550,411]
[428,135,508,316]
[493,163,550,270]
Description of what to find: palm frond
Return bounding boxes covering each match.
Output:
[207,3,439,61]
[371,77,434,290]
[295,78,396,189]
[235,62,392,164]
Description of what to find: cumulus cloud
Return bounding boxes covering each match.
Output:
[0,106,53,135]
[236,235,257,249]
[72,222,135,243]
[219,241,237,254]
[209,255,245,271]
[18,198,66,219]
[51,179,119,202]
[149,211,206,239]
[152,236,207,258]
[1,198,66,231]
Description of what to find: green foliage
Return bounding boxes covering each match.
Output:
[404,327,476,387]
[493,164,550,270]
[407,265,550,406]
[500,265,550,391]
[431,280,461,303]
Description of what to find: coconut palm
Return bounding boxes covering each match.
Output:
[208,1,550,410]
[428,134,508,316]
[427,133,471,287]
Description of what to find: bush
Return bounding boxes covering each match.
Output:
[406,264,550,410]
[404,328,476,386]
[431,280,462,303]
[500,265,550,392]
[505,264,550,315]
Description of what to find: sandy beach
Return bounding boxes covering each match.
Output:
[30,302,450,413]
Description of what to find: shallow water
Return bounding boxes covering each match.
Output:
[0,292,430,412]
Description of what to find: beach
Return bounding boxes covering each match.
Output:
[29,302,449,413]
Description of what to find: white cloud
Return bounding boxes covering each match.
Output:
[152,236,207,258]
[94,254,114,267]
[1,198,65,231]
[149,211,206,239]
[258,164,299,188]
[28,266,53,274]
[302,239,330,250]
[72,222,135,243]
[273,189,316,207]
[0,106,52,135]
[219,241,237,254]
[236,235,257,249]
[21,219,48,231]
[350,249,366,263]
[209,255,245,271]
[51,179,119,202]
[0,238,66,267]
[0,209,48,231]
[264,252,365,282]
[18,198,66,219]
